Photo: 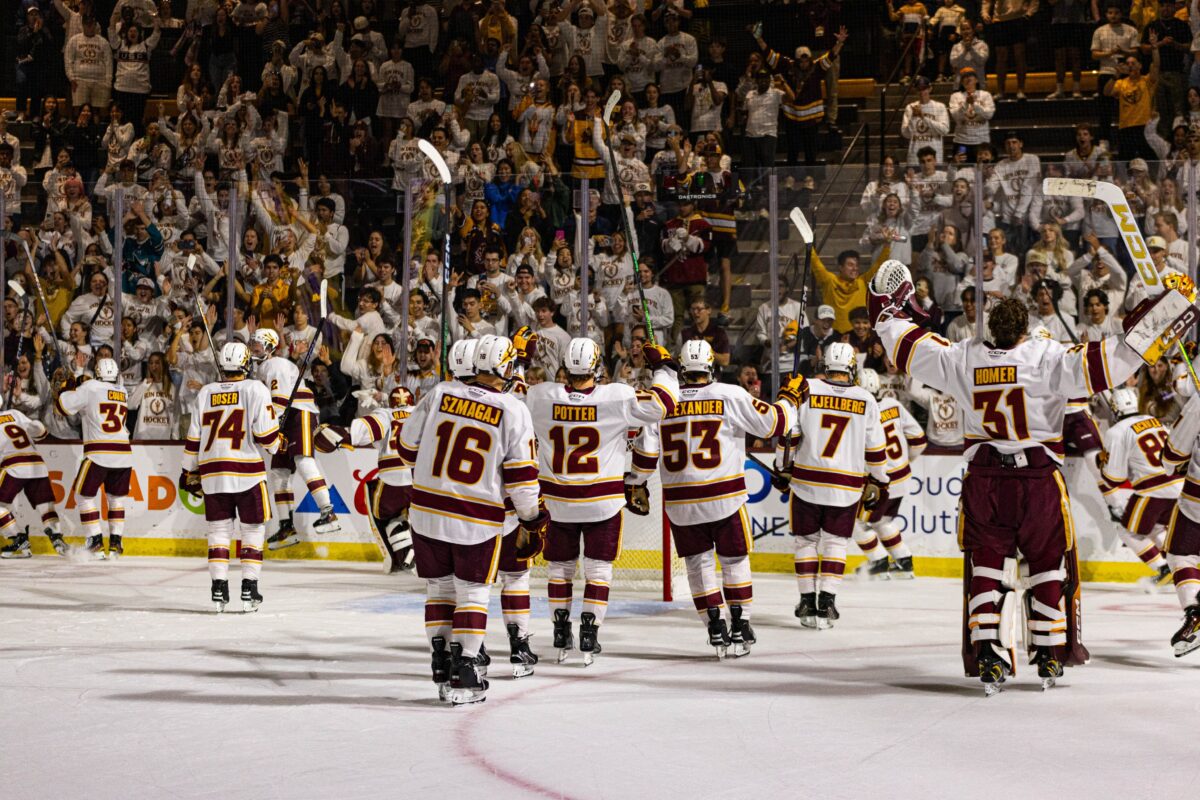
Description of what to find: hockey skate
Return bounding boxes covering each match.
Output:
[1033,646,1064,690]
[447,642,488,705]
[506,623,538,678]
[240,579,263,612]
[267,517,300,550]
[474,643,490,677]
[431,636,452,701]
[816,591,840,630]
[795,592,818,628]
[706,607,731,660]
[579,612,601,666]
[1137,564,1172,593]
[313,509,341,535]
[47,531,67,555]
[855,557,890,580]
[108,534,123,560]
[211,579,230,612]
[889,556,915,579]
[553,608,574,663]
[85,534,106,560]
[1171,604,1200,657]
[978,648,1008,697]
[0,531,31,559]
[730,605,755,657]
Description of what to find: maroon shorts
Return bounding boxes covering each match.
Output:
[497,528,532,573]
[859,491,903,524]
[72,460,131,499]
[543,512,623,563]
[371,481,411,521]
[1123,495,1176,536]
[791,495,858,538]
[1167,509,1200,557]
[960,448,1070,561]
[671,507,752,559]
[1063,410,1102,455]
[204,482,272,524]
[413,532,502,584]
[0,473,54,506]
[271,409,317,472]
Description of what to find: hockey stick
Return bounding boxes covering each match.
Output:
[284,278,329,413]
[598,90,659,345]
[10,236,69,372]
[418,138,454,379]
[5,281,29,408]
[781,207,815,469]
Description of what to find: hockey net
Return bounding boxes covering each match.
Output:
[529,472,682,601]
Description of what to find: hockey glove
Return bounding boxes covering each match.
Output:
[514,507,550,559]
[625,480,650,515]
[771,469,791,493]
[314,423,349,453]
[861,478,887,510]
[178,469,204,497]
[776,374,810,407]
[512,325,539,367]
[643,343,678,372]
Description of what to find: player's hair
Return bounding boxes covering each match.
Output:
[987,299,1028,349]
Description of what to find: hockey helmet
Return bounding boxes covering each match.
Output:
[251,328,280,361]
[824,341,858,377]
[679,339,715,377]
[564,338,601,376]
[95,357,120,383]
[449,339,480,379]
[858,367,881,397]
[473,334,518,379]
[389,385,415,409]
[1109,386,1139,419]
[218,342,252,374]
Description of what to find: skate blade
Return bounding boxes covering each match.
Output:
[799,616,819,629]
[731,642,751,657]
[213,601,227,613]
[511,664,534,679]
[448,688,487,706]
[1173,638,1200,658]
[0,551,32,559]
[582,651,595,667]
[313,521,342,535]
[267,536,300,551]
[556,648,571,664]
[714,644,728,660]
[436,683,451,702]
[817,618,834,630]
[242,600,261,613]
[890,570,915,581]
[1041,677,1057,691]
[983,682,1004,697]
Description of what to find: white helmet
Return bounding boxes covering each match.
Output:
[564,338,601,376]
[251,328,279,361]
[679,339,715,376]
[449,339,480,379]
[473,334,517,379]
[218,342,251,374]
[858,367,881,397]
[95,357,120,383]
[1109,386,1139,418]
[824,341,858,377]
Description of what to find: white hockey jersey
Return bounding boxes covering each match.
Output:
[1099,414,1182,505]
[256,356,319,415]
[399,381,541,545]
[785,379,889,508]
[876,319,1142,463]
[351,406,413,488]
[653,381,794,527]
[0,409,50,479]
[878,396,928,491]
[56,379,133,468]
[1160,394,1200,521]
[182,378,281,495]
[526,368,679,523]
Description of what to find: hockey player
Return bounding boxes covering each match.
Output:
[0,407,67,558]
[249,329,340,550]
[853,367,926,580]
[316,386,416,573]
[1159,388,1200,656]
[650,339,804,658]
[869,260,1166,692]
[398,334,549,704]
[179,342,282,612]
[56,358,131,559]
[526,337,679,665]
[1097,385,1180,591]
[782,344,889,628]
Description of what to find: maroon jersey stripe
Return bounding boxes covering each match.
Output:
[540,478,625,500]
[790,466,866,489]
[663,476,747,502]
[411,489,506,523]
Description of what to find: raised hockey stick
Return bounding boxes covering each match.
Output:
[781,207,815,469]
[284,278,329,413]
[10,236,69,372]
[5,281,29,408]
[597,90,660,345]
[418,138,454,379]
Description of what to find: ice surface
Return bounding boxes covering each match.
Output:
[2,559,1196,799]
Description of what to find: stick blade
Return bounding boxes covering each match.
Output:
[417,138,453,184]
[603,90,621,124]
[1042,177,1097,199]
[6,280,25,298]
[319,278,329,320]
[789,207,813,244]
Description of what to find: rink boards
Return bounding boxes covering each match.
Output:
[15,444,1150,581]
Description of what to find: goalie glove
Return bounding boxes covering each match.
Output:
[643,343,678,372]
[625,480,650,515]
[514,506,550,559]
[1123,288,1200,365]
[314,424,350,453]
[177,469,203,497]
[776,374,810,407]
[868,260,929,327]
[512,325,539,367]
[861,477,887,510]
